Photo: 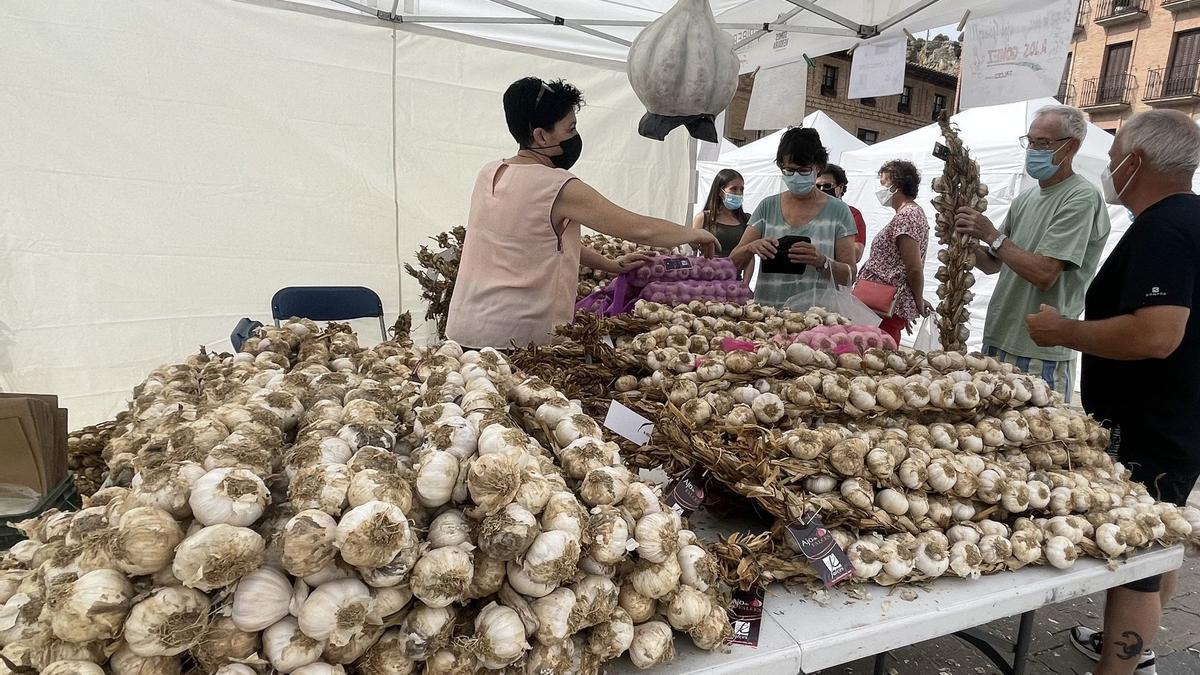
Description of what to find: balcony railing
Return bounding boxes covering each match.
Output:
[1080,73,1137,109]
[1162,0,1200,12]
[931,106,946,121]
[1056,82,1076,106]
[1095,0,1148,25]
[1076,1,1091,33]
[1144,64,1200,103]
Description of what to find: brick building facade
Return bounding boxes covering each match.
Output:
[723,52,958,147]
[1064,0,1200,133]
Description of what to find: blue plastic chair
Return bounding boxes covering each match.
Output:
[271,286,387,339]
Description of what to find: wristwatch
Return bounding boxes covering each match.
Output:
[988,233,1007,257]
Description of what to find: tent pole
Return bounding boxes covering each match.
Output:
[781,0,866,35]
[482,0,632,46]
[732,7,804,50]
[326,0,378,17]
[687,137,699,229]
[876,0,943,32]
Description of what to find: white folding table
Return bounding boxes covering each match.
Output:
[607,508,1184,675]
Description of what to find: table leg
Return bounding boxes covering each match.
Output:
[873,652,888,675]
[1012,610,1035,675]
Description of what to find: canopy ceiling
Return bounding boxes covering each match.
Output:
[238,0,1034,70]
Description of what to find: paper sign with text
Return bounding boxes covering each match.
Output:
[960,0,1075,109]
[744,61,808,131]
[847,36,907,99]
[603,400,653,445]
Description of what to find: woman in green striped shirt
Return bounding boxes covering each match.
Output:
[730,128,858,308]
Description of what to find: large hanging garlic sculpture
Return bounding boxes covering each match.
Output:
[627,0,739,142]
[931,111,988,352]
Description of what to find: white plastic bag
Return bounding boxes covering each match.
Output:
[913,316,938,352]
[787,285,879,327]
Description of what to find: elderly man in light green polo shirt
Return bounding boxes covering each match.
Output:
[951,105,1110,403]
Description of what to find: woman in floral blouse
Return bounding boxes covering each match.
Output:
[859,160,932,343]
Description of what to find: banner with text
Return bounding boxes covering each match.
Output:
[960,0,1075,109]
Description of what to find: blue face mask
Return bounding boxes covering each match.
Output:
[1024,148,1061,180]
[722,192,743,210]
[782,172,816,196]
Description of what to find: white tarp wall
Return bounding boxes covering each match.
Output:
[0,0,689,426]
[695,110,866,212]
[839,98,1133,358]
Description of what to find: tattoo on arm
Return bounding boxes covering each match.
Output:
[1113,631,1145,660]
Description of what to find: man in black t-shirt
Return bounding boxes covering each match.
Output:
[1025,110,1200,675]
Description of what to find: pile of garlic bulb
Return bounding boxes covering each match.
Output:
[0,321,731,674]
[524,302,1200,588]
[577,233,670,298]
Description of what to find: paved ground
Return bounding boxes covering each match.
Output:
[814,489,1200,675]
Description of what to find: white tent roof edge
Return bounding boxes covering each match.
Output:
[230,0,970,69]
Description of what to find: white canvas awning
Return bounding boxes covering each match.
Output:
[239,0,1025,71]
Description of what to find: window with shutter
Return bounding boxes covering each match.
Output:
[1167,30,1200,97]
[1099,42,1132,103]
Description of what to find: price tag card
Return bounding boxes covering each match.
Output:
[664,257,692,270]
[664,466,709,517]
[784,512,854,588]
[603,400,653,445]
[728,585,766,647]
[600,334,614,348]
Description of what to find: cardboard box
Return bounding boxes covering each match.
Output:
[0,394,67,496]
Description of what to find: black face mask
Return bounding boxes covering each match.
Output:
[531,133,583,170]
[817,184,837,196]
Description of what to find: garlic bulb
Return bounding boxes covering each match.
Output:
[559,438,620,481]
[347,469,413,512]
[108,645,181,675]
[297,578,372,647]
[467,452,523,516]
[124,586,211,657]
[411,546,473,608]
[635,510,682,560]
[569,574,619,632]
[42,662,105,675]
[554,414,603,448]
[588,607,635,661]
[278,509,339,578]
[507,561,556,598]
[192,615,259,672]
[479,503,540,561]
[588,506,633,565]
[51,568,133,642]
[666,585,710,631]
[473,602,530,669]
[914,532,950,578]
[264,616,326,672]
[290,463,352,516]
[399,604,457,659]
[131,462,206,518]
[540,492,589,541]
[522,529,582,586]
[1095,522,1127,558]
[232,567,293,632]
[948,541,983,579]
[109,506,184,576]
[356,629,417,675]
[677,544,718,592]
[978,534,1012,565]
[630,556,682,599]
[1045,535,1078,569]
[629,621,675,669]
[335,501,413,569]
[414,450,459,509]
[532,587,576,644]
[580,466,631,507]
[172,524,265,591]
[525,639,578,675]
[428,509,473,550]
[189,467,270,526]
[622,482,663,521]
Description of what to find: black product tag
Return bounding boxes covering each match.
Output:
[933,142,950,161]
[784,512,854,588]
[664,466,708,517]
[728,584,766,647]
[664,257,693,270]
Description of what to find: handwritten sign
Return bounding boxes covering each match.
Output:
[960,0,1076,109]
[847,36,907,100]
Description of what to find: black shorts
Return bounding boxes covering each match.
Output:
[1107,426,1199,592]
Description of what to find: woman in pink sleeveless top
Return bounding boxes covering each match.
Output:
[446,78,718,349]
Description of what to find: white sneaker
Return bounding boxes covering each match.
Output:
[1070,627,1158,674]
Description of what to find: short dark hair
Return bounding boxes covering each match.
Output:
[820,163,848,188]
[503,77,584,148]
[880,159,920,198]
[775,127,829,169]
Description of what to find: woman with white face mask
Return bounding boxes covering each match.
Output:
[856,160,932,343]
[692,169,750,267]
[729,127,858,307]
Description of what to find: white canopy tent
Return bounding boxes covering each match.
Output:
[0,0,1058,427]
[838,98,1133,360]
[695,110,866,211]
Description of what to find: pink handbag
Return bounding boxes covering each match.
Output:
[852,279,898,317]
